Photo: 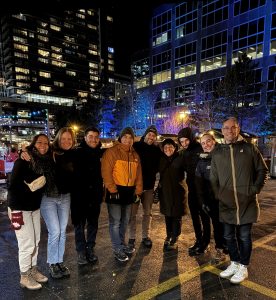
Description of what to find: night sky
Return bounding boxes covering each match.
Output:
[2,0,175,76]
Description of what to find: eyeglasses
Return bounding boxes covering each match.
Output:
[222,126,239,131]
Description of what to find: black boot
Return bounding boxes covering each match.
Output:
[78,252,88,265]
[188,240,201,254]
[87,248,98,263]
[163,237,171,252]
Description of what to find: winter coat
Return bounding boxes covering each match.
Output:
[179,141,202,192]
[8,159,45,211]
[195,150,218,211]
[133,139,161,190]
[101,141,143,205]
[210,137,268,225]
[71,141,104,225]
[158,152,186,217]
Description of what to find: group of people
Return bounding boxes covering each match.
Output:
[7,116,268,290]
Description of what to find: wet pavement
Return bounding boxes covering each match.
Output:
[0,179,276,300]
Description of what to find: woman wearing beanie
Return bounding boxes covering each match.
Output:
[157,138,187,251]
[101,127,143,262]
[177,127,210,256]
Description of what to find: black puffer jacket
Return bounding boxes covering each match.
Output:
[195,151,216,208]
[210,138,268,225]
[158,152,186,217]
[133,139,161,190]
[179,141,202,190]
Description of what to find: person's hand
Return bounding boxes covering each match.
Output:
[133,194,141,204]
[109,192,120,200]
[20,150,31,161]
[11,211,24,230]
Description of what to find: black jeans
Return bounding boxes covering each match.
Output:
[188,191,211,244]
[223,223,253,265]
[208,202,226,250]
[165,216,182,241]
[74,203,101,253]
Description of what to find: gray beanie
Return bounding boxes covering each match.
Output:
[118,127,135,142]
[143,125,158,137]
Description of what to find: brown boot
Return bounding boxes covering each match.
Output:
[31,266,48,283]
[20,270,42,290]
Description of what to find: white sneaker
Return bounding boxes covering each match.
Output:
[230,264,248,284]
[220,261,239,278]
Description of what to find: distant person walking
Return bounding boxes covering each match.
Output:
[210,117,268,284]
[128,125,161,251]
[101,127,143,262]
[8,134,50,290]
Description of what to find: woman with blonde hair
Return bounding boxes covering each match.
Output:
[40,127,76,278]
[21,127,76,279]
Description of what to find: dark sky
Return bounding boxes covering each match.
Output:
[113,1,175,76]
[3,0,174,76]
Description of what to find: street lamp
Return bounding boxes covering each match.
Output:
[179,110,191,128]
[179,111,186,128]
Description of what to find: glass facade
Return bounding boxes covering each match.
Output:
[134,0,276,129]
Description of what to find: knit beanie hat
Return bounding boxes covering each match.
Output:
[118,127,135,142]
[177,127,194,143]
[143,125,158,137]
[162,138,177,149]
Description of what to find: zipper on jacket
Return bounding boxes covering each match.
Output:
[230,145,240,225]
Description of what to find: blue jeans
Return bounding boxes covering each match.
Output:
[107,203,131,252]
[223,223,253,266]
[40,193,71,264]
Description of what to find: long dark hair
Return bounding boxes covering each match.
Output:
[27,134,50,153]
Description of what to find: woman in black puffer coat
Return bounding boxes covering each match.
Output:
[158,139,187,251]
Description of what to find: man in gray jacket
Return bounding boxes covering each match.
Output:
[210,117,268,284]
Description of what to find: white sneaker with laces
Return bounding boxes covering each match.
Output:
[230,264,248,284]
[219,261,239,278]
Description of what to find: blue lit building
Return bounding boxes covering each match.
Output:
[132,0,276,133]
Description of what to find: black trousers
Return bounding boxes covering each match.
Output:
[74,203,101,253]
[188,191,211,244]
[165,215,182,241]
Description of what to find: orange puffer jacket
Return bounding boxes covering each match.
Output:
[101,142,143,203]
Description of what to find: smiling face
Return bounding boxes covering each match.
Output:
[144,131,157,145]
[222,118,240,144]
[35,135,49,155]
[85,130,100,148]
[163,143,176,157]
[60,131,74,150]
[121,134,134,147]
[179,137,190,149]
[200,134,216,153]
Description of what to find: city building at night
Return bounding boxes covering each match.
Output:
[0,7,118,142]
[132,0,276,134]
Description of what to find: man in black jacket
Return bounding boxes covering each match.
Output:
[178,127,210,256]
[71,127,104,265]
[128,125,161,250]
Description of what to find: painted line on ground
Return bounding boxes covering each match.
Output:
[128,233,276,300]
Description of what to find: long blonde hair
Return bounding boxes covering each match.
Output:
[52,127,76,152]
